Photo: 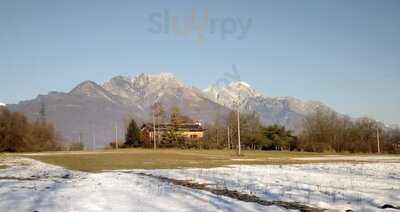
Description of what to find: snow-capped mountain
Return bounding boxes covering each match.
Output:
[203,81,332,130]
[0,102,5,107]
[102,73,185,104]
[102,73,228,120]
[203,81,261,108]
[8,72,335,147]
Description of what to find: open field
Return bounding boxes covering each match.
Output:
[1,154,399,211]
[11,149,400,172]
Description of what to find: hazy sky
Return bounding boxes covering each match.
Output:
[0,0,399,125]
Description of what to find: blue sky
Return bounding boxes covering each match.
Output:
[0,0,399,125]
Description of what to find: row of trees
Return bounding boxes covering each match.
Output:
[3,100,397,154]
[0,107,63,152]
[299,108,400,153]
[206,108,400,153]
[204,111,297,151]
[126,103,399,154]
[116,102,297,151]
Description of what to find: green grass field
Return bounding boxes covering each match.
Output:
[15,149,351,172]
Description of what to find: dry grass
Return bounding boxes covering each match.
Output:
[16,149,344,172]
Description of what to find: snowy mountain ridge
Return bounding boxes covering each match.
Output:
[203,81,262,107]
[9,72,335,146]
[203,80,328,115]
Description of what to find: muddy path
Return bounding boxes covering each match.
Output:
[136,172,326,212]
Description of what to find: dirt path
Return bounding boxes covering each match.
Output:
[136,172,326,212]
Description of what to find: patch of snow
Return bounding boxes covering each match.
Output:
[3,156,399,211]
[142,161,400,211]
[293,155,400,162]
[231,158,264,161]
[203,81,261,108]
[102,73,186,104]
[0,102,5,106]
[0,157,282,212]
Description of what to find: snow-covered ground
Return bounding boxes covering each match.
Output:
[140,162,400,211]
[0,157,283,212]
[292,155,400,162]
[1,156,399,212]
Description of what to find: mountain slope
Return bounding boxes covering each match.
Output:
[9,73,230,147]
[9,72,337,147]
[203,81,333,131]
[102,73,230,122]
[8,82,143,148]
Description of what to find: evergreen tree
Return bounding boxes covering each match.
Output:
[263,124,297,151]
[125,119,140,147]
[167,107,184,143]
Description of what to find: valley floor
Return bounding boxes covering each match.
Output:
[0,153,399,212]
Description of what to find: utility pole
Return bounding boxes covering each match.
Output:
[377,127,381,153]
[122,129,125,144]
[227,126,231,150]
[233,92,243,156]
[78,132,82,148]
[115,123,118,150]
[237,106,241,156]
[91,124,96,151]
[92,131,96,151]
[153,110,156,150]
[216,128,219,147]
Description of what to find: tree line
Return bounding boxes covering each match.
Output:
[205,108,400,153]
[2,102,399,154]
[203,111,298,151]
[0,107,63,152]
[117,104,400,154]
[299,108,400,153]
[115,104,299,151]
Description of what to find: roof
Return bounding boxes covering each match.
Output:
[141,123,205,132]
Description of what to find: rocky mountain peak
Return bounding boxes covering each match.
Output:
[70,81,101,94]
[102,73,186,102]
[224,81,259,97]
[203,80,260,107]
[69,80,116,103]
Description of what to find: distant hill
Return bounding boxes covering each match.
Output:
[9,73,336,147]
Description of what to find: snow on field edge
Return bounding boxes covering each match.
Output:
[0,157,285,212]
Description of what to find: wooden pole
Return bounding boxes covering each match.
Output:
[92,124,96,151]
[377,127,381,153]
[227,126,231,150]
[153,111,156,150]
[115,123,118,150]
[92,132,96,150]
[237,107,241,156]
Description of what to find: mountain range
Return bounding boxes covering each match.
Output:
[8,73,333,148]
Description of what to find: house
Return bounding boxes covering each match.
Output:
[140,122,205,141]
